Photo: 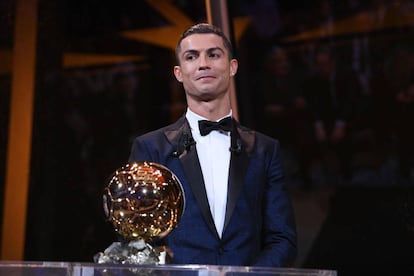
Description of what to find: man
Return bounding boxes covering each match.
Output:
[301,46,363,183]
[128,23,297,267]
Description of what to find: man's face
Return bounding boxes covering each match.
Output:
[269,49,289,77]
[315,52,335,77]
[174,33,238,102]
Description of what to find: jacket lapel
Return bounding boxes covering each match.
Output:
[223,123,255,233]
[164,117,218,237]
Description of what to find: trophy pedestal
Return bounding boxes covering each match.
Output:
[94,239,166,265]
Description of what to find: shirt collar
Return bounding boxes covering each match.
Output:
[185,108,232,135]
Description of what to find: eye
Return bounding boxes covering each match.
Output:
[209,52,220,59]
[184,53,198,61]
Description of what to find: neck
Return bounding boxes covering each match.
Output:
[187,99,231,121]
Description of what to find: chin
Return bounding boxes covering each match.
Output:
[197,91,217,101]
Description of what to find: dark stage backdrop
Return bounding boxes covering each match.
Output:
[0,0,413,275]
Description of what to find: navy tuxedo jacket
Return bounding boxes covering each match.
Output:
[128,115,297,267]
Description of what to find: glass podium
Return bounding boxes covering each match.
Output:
[0,261,337,275]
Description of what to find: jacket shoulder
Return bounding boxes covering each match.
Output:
[134,116,187,142]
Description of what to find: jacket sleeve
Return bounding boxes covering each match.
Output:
[253,140,298,267]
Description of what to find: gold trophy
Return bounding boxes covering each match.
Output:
[94,162,185,265]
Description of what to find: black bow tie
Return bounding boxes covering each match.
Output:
[198,117,233,136]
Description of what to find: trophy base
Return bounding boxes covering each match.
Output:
[94,239,166,265]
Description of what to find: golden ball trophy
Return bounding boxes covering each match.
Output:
[94,162,185,265]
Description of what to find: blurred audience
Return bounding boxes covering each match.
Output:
[299,46,365,186]
[394,77,414,181]
[254,46,307,145]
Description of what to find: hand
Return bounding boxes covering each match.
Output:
[315,124,327,142]
[265,104,286,115]
[330,124,345,143]
[293,96,306,109]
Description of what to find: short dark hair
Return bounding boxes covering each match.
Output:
[175,23,234,62]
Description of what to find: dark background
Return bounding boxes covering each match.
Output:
[1,0,414,275]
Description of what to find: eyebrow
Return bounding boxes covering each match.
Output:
[182,47,225,56]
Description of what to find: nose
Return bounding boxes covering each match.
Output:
[198,53,210,70]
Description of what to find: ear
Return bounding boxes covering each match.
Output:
[174,66,183,82]
[230,59,238,77]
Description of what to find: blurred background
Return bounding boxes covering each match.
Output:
[1,0,414,275]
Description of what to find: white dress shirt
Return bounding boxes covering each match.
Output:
[186,108,231,237]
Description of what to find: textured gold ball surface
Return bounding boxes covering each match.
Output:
[103,162,185,242]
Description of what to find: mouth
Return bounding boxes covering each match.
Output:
[196,75,215,81]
